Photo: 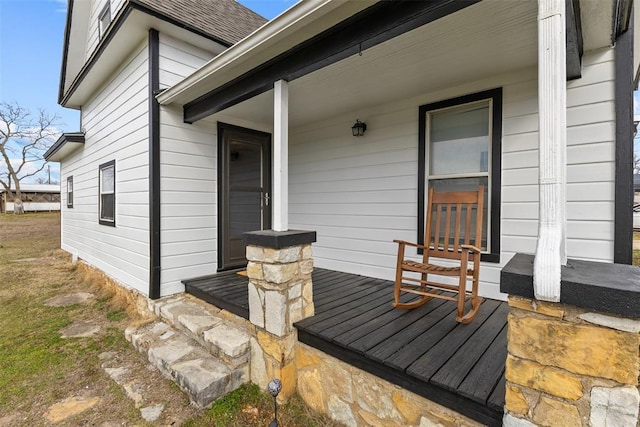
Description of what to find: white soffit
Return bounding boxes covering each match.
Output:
[217,0,539,128]
[156,0,376,106]
[62,1,91,97]
[579,0,616,51]
[63,8,225,108]
[47,140,84,163]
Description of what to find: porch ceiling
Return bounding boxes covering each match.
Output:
[216,0,539,129]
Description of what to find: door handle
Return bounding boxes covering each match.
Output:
[262,192,270,207]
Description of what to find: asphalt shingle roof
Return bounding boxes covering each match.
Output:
[136,0,268,45]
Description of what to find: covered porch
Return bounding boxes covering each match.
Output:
[184,267,507,425]
[156,0,617,300]
[157,0,630,424]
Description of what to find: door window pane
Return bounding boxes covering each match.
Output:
[228,140,263,261]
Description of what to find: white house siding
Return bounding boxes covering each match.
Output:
[159,106,218,296]
[158,108,272,296]
[502,47,615,264]
[61,41,150,295]
[289,47,615,300]
[567,49,616,259]
[158,34,220,296]
[85,0,127,61]
[158,34,221,91]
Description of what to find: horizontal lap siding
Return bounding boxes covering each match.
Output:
[62,41,150,295]
[502,48,615,263]
[85,0,127,61]
[290,47,615,300]
[158,34,220,91]
[289,110,419,287]
[566,49,615,260]
[159,34,219,296]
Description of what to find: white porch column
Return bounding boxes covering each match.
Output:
[273,80,289,232]
[534,0,567,302]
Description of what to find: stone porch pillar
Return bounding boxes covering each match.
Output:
[501,254,640,427]
[242,230,316,401]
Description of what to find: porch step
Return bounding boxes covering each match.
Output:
[125,296,251,407]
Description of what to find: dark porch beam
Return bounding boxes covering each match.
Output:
[613,12,634,264]
[566,0,583,80]
[183,0,481,124]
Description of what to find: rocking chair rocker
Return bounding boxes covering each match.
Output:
[393,185,484,324]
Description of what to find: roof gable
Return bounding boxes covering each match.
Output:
[59,0,267,106]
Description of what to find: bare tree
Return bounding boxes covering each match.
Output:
[0,102,59,214]
[634,154,640,175]
[35,176,59,185]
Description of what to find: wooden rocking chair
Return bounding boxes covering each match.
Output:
[393,185,484,324]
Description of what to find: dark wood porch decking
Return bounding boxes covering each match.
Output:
[183,270,250,319]
[183,268,506,426]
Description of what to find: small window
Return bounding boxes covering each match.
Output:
[418,88,502,262]
[67,176,73,208]
[99,160,115,226]
[98,2,111,39]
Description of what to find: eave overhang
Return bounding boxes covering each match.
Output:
[156,0,367,107]
[58,0,90,109]
[59,0,229,108]
[44,132,85,162]
[160,0,611,124]
[179,0,485,124]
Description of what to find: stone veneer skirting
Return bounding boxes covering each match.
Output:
[501,253,640,426]
[295,342,482,427]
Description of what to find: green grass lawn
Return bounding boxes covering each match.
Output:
[0,213,142,423]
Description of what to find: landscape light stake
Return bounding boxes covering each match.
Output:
[267,378,282,427]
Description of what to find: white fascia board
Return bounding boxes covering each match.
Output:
[156,0,374,106]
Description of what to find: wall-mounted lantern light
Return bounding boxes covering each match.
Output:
[352,119,367,137]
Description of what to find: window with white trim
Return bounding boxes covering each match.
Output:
[99,160,115,226]
[67,176,73,208]
[418,88,502,262]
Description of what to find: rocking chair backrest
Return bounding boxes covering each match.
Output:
[423,185,484,264]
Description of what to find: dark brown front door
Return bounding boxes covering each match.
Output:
[219,123,271,270]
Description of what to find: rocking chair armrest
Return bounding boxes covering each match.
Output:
[393,240,426,249]
[460,244,482,254]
